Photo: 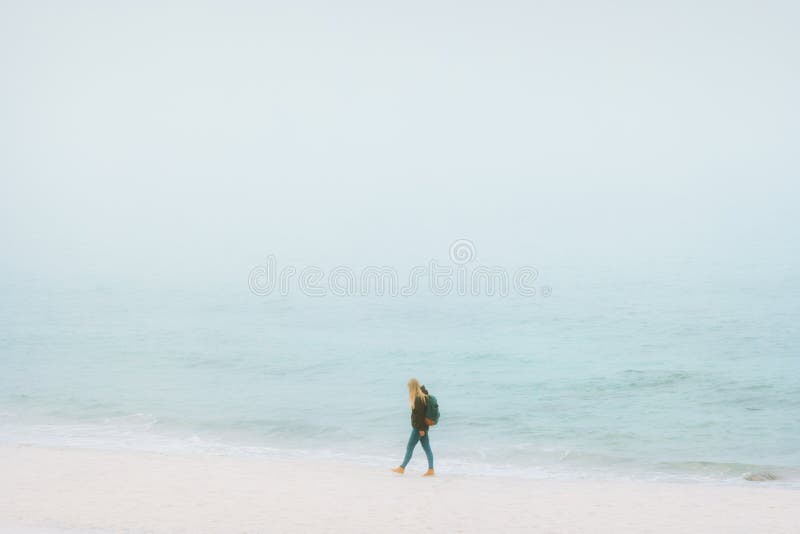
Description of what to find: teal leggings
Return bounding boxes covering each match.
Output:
[400,428,433,469]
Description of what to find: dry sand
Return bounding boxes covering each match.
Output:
[0,444,796,533]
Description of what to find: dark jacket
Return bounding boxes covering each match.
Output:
[411,385,430,431]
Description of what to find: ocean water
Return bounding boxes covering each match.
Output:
[1,266,798,485]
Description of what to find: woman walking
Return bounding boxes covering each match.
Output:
[391,378,435,476]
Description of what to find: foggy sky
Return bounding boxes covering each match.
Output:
[1,1,798,286]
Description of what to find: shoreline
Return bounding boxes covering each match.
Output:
[2,420,795,488]
[1,444,797,533]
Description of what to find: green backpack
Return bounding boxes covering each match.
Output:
[425,394,440,426]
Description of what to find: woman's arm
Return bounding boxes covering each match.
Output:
[411,397,428,431]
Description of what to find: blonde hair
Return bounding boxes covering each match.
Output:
[407,378,428,409]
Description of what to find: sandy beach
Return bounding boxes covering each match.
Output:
[0,444,796,533]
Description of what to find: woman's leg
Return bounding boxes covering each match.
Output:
[420,431,434,469]
[400,429,420,468]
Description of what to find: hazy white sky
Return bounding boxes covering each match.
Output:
[1,1,798,284]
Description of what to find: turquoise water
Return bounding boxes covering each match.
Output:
[1,267,798,484]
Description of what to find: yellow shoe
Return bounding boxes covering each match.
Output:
[391,466,405,474]
[423,469,435,477]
